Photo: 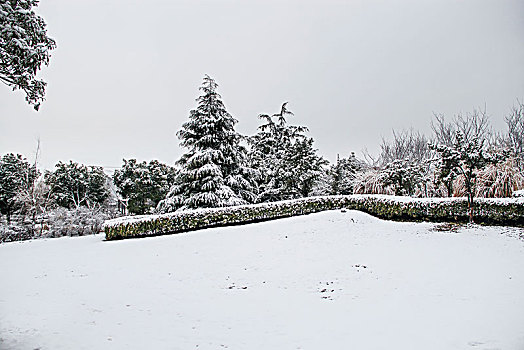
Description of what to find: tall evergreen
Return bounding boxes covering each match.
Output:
[249,103,326,201]
[157,75,256,212]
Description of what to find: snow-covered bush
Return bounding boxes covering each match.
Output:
[513,190,524,198]
[0,207,110,243]
[352,169,393,195]
[0,217,34,243]
[104,195,524,240]
[475,158,524,198]
[45,207,107,238]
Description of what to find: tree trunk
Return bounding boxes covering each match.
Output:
[466,178,474,223]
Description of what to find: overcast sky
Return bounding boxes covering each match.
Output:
[1,0,523,170]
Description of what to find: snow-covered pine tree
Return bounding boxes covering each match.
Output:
[157,75,256,212]
[249,103,326,201]
[0,0,56,110]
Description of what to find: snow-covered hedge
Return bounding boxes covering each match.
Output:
[104,195,524,240]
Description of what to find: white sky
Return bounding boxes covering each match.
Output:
[1,0,523,170]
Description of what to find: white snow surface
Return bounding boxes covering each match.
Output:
[1,210,524,349]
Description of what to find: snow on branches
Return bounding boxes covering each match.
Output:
[157,75,257,213]
[0,0,56,109]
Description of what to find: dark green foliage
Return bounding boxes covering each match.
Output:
[0,153,39,223]
[45,161,110,209]
[330,153,364,195]
[0,0,56,109]
[249,102,326,202]
[104,195,524,240]
[158,75,257,212]
[113,159,177,214]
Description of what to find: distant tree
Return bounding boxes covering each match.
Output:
[503,100,524,171]
[113,159,177,215]
[249,102,326,201]
[0,0,56,110]
[431,109,493,197]
[330,153,364,195]
[0,153,39,223]
[284,136,327,197]
[46,161,110,209]
[431,130,503,221]
[381,159,426,196]
[379,129,432,166]
[157,75,257,212]
[377,129,433,197]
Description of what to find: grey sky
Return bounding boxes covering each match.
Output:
[1,0,523,170]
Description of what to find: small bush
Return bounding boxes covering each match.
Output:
[1,207,110,243]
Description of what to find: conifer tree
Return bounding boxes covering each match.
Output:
[249,103,326,201]
[330,153,364,195]
[157,75,256,212]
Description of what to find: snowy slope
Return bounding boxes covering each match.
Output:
[1,210,523,349]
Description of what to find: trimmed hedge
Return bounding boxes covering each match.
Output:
[103,195,524,240]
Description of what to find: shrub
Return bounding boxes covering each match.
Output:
[104,195,524,240]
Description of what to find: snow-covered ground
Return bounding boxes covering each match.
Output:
[1,210,523,349]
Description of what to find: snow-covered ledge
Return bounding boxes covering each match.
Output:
[103,195,524,240]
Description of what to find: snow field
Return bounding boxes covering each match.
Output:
[1,210,524,349]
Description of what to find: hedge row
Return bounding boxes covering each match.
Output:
[103,195,524,240]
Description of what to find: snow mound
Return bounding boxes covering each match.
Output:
[1,211,524,349]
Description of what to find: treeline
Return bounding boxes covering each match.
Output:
[0,156,115,242]
[0,155,180,242]
[1,75,523,241]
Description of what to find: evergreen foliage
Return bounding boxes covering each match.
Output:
[157,75,257,212]
[330,153,364,195]
[249,102,326,202]
[113,159,177,214]
[45,161,110,209]
[381,159,426,196]
[0,0,56,110]
[0,153,39,223]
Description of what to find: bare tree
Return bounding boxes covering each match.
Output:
[504,100,524,171]
[431,107,492,147]
[379,128,432,166]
